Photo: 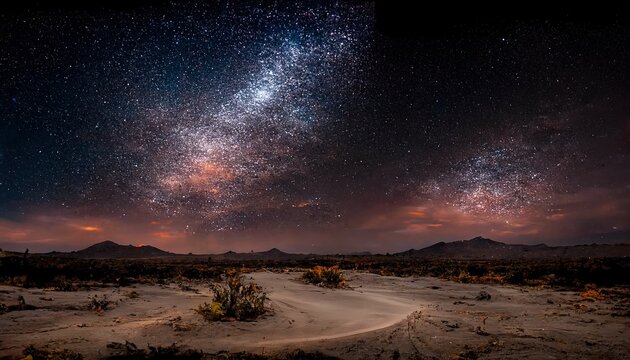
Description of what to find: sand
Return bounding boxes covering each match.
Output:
[0,271,628,359]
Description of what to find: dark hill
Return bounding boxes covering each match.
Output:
[396,236,630,259]
[73,240,173,259]
[211,247,308,260]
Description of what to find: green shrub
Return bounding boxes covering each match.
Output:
[302,266,346,288]
[196,270,267,321]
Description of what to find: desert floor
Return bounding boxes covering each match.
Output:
[1,271,628,359]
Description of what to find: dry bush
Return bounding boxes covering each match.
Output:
[196,270,267,321]
[88,294,111,312]
[580,288,605,301]
[52,276,78,291]
[302,266,346,288]
[207,349,339,360]
[105,342,203,359]
[22,344,84,360]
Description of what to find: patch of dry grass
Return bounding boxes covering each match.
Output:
[302,266,346,288]
[580,288,606,301]
[196,269,267,321]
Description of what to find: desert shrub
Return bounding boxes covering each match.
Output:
[580,288,606,301]
[105,342,203,360]
[455,270,472,284]
[196,270,267,321]
[206,349,339,360]
[9,275,29,287]
[88,294,111,312]
[280,350,340,359]
[177,281,199,293]
[52,276,78,291]
[302,266,346,288]
[103,342,338,360]
[22,344,84,360]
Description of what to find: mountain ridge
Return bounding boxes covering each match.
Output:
[37,237,630,259]
[394,236,630,259]
[70,240,173,258]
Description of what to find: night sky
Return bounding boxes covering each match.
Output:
[1,2,629,253]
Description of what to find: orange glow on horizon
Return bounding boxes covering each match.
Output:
[408,209,427,218]
[0,230,29,239]
[78,225,102,232]
[153,231,181,239]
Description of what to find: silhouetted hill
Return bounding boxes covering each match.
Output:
[396,236,630,259]
[211,247,309,260]
[346,251,373,256]
[72,240,173,258]
[32,237,630,260]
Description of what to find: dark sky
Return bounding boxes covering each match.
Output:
[1,2,628,253]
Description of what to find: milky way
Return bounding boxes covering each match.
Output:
[0,2,628,252]
[111,3,371,232]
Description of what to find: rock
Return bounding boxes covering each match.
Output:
[475,326,490,336]
[476,291,491,301]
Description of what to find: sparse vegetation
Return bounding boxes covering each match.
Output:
[22,344,84,360]
[12,344,339,360]
[0,252,629,291]
[51,275,78,291]
[177,278,200,293]
[0,296,38,313]
[302,266,346,288]
[580,288,606,301]
[105,342,203,360]
[88,294,111,312]
[196,270,267,321]
[0,255,224,289]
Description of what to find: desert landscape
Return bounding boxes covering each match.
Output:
[2,1,629,359]
[1,238,629,359]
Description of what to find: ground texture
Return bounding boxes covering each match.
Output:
[1,271,628,359]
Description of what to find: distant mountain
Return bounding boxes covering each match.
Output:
[35,236,630,260]
[210,247,310,260]
[346,251,373,256]
[395,236,630,259]
[71,240,173,259]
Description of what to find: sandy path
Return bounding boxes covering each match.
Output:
[249,272,419,345]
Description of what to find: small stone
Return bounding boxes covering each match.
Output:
[476,291,491,301]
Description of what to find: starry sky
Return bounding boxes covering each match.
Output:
[0,2,629,253]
